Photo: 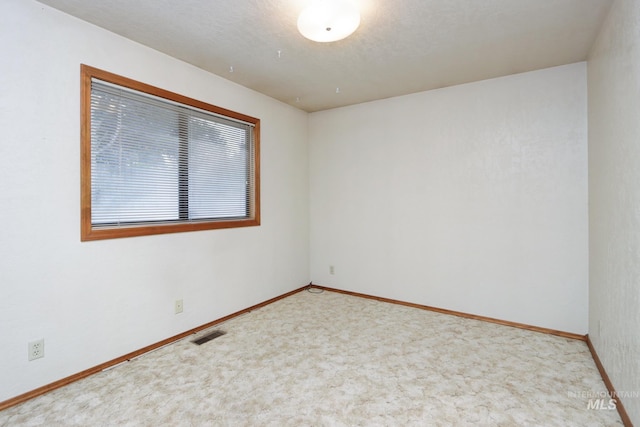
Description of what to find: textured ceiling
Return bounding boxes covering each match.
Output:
[37,0,613,112]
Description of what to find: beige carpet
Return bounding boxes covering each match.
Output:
[0,289,623,426]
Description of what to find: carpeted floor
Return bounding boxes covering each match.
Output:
[0,289,623,426]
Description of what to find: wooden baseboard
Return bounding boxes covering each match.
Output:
[311,285,635,424]
[0,284,309,412]
[310,284,586,341]
[6,283,629,427]
[585,335,633,427]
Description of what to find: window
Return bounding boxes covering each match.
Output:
[81,65,260,241]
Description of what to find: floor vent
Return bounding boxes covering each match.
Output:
[192,330,226,345]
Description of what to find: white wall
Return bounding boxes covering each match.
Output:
[310,64,588,334]
[0,0,309,402]
[0,0,604,407]
[588,0,640,423]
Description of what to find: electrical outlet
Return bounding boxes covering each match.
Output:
[329,265,335,275]
[175,299,184,314]
[28,339,44,361]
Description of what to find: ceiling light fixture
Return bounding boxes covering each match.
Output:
[297,0,361,43]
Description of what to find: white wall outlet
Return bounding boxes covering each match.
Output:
[175,299,184,314]
[329,265,335,275]
[28,339,44,361]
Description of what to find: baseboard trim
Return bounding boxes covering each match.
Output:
[0,284,309,412]
[316,285,635,424]
[6,283,624,425]
[585,335,633,427]
[311,284,586,341]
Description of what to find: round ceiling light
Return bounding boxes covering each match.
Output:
[297,0,361,43]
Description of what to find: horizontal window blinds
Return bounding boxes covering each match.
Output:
[90,79,255,226]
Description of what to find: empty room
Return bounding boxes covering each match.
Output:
[0,0,638,425]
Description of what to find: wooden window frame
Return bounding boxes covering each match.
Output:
[80,65,260,241]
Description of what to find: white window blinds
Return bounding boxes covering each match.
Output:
[90,79,255,227]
